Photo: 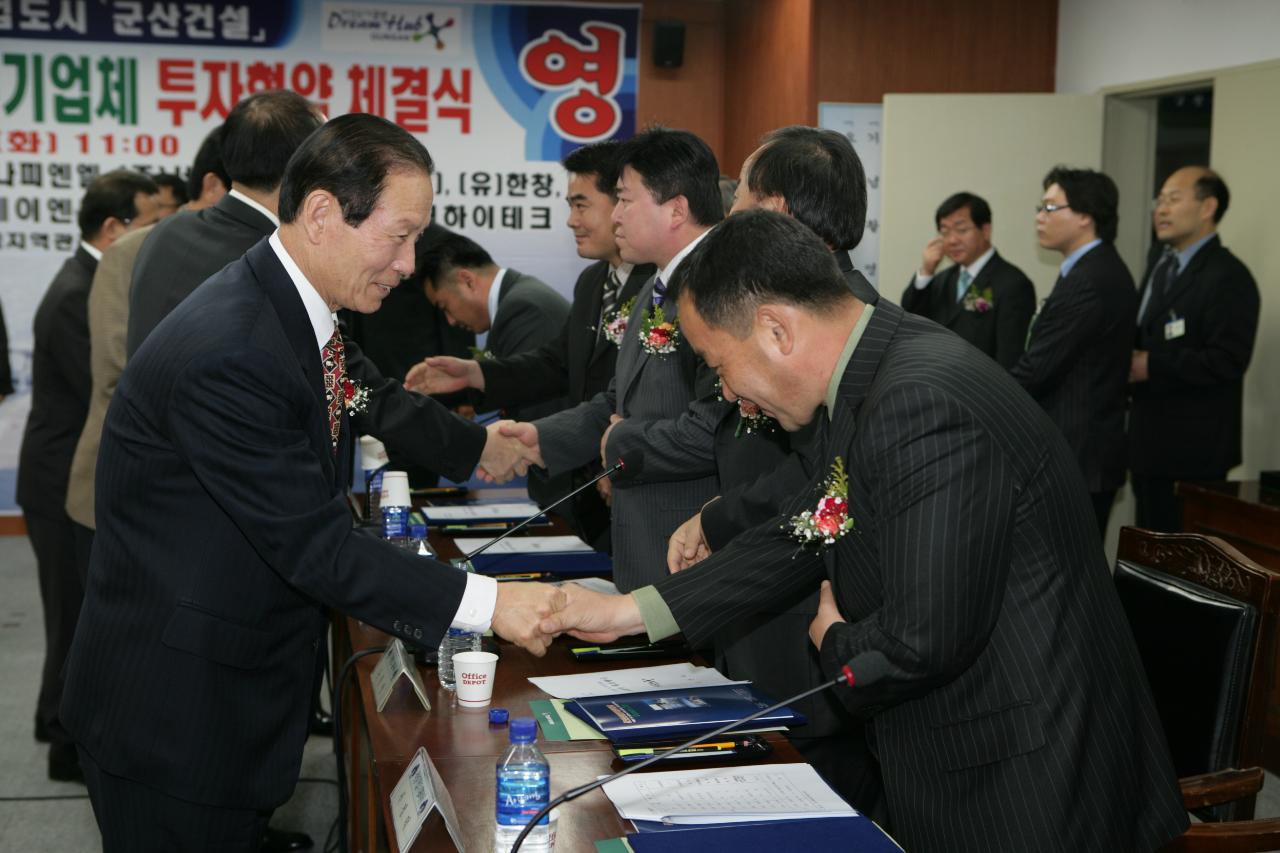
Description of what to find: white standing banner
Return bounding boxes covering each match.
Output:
[818,101,882,288]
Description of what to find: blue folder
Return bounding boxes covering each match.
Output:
[627,816,901,851]
[563,684,805,743]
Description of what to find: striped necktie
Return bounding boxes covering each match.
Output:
[599,269,621,334]
[957,268,973,302]
[1137,247,1178,323]
[321,328,345,453]
[652,276,667,308]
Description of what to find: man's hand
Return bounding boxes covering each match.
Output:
[477,420,543,483]
[920,235,945,277]
[539,583,646,644]
[596,475,613,507]
[808,580,845,649]
[491,582,566,657]
[600,413,623,468]
[667,512,709,574]
[404,356,483,395]
[1129,350,1150,384]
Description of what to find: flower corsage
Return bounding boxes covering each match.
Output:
[601,297,635,346]
[788,457,855,551]
[715,379,777,436]
[341,378,370,415]
[638,304,679,356]
[962,286,995,313]
[468,346,496,361]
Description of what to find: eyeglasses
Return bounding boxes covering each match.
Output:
[1035,203,1071,215]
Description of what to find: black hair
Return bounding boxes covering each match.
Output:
[670,209,850,337]
[935,191,991,229]
[1193,169,1230,223]
[78,169,158,240]
[417,230,495,289]
[747,126,867,252]
[153,173,189,206]
[221,90,324,193]
[562,140,623,198]
[187,124,230,200]
[278,113,434,226]
[615,127,723,227]
[1043,166,1119,243]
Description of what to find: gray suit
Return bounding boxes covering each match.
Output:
[534,274,730,591]
[484,269,570,423]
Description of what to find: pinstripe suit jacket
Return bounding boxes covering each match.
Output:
[535,273,730,591]
[654,300,1186,851]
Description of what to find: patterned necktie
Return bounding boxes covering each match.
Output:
[599,269,621,336]
[321,328,345,453]
[1138,247,1178,323]
[956,268,973,303]
[652,275,667,308]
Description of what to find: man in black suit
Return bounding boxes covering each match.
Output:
[543,211,1188,852]
[1129,167,1260,531]
[0,298,13,400]
[1010,167,1136,534]
[126,90,524,486]
[404,141,654,550]
[61,114,564,851]
[901,192,1035,368]
[17,170,160,782]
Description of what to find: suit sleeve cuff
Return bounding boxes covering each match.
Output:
[451,572,497,634]
[633,585,681,642]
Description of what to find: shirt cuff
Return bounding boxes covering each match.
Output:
[633,585,680,642]
[451,572,497,633]
[913,271,934,289]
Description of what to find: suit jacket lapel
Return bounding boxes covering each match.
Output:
[1149,235,1218,321]
[615,274,658,406]
[938,266,967,327]
[590,262,652,363]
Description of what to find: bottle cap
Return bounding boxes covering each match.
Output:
[488,707,509,725]
[509,717,536,743]
[409,522,427,539]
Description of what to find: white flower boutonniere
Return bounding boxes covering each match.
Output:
[602,297,636,346]
[341,378,370,415]
[638,304,679,356]
[788,457,855,551]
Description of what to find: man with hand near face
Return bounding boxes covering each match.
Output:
[61,115,565,851]
[901,192,1035,368]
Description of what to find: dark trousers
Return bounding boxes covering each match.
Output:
[1090,489,1117,538]
[1132,474,1213,533]
[72,520,94,585]
[26,509,85,747]
[78,745,270,853]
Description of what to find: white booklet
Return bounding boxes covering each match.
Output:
[452,534,593,555]
[602,762,856,825]
[528,661,740,699]
[426,501,543,521]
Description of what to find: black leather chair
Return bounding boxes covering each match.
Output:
[1116,527,1280,851]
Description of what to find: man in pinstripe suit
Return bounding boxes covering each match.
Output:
[544,211,1187,851]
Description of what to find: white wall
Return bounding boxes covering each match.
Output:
[1056,0,1280,93]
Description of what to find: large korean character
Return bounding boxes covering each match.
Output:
[49,54,90,122]
[432,68,470,133]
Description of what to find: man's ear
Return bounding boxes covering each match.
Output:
[299,189,337,245]
[755,304,796,357]
[757,193,788,215]
[667,194,690,230]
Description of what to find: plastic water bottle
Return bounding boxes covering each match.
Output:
[380,503,410,548]
[407,520,433,556]
[494,718,550,853]
[437,627,481,690]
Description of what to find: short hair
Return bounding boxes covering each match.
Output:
[221,90,324,193]
[417,231,496,289]
[562,140,623,198]
[615,127,723,227]
[1043,166,1119,243]
[187,124,230,199]
[935,191,991,229]
[78,169,158,240]
[671,209,850,337]
[1193,169,1230,223]
[278,113,434,227]
[153,173,189,206]
[746,126,867,251]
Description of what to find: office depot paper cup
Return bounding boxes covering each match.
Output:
[453,651,498,706]
[380,470,411,507]
[359,435,388,471]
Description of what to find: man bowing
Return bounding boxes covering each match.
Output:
[61,114,563,851]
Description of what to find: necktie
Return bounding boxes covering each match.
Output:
[321,328,345,453]
[652,276,667,308]
[599,269,621,337]
[1138,247,1178,323]
[956,268,973,303]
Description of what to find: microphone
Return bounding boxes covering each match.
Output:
[463,451,644,561]
[509,650,890,851]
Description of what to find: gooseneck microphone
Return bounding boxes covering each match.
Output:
[509,650,890,852]
[463,451,644,561]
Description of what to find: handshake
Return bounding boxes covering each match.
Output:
[492,580,647,655]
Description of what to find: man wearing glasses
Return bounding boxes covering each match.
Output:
[901,191,1036,369]
[1010,167,1136,536]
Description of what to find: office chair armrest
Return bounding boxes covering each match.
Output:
[1179,767,1265,810]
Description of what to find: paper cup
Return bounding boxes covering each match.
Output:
[453,651,498,706]
[380,470,411,507]
[360,435,388,471]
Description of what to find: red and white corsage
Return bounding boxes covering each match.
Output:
[341,378,370,415]
[788,456,855,550]
[601,297,635,346]
[962,286,995,313]
[638,304,679,356]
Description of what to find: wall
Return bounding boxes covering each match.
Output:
[1056,0,1280,93]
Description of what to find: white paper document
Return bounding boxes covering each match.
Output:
[452,534,593,555]
[602,762,856,825]
[427,502,543,521]
[528,662,739,699]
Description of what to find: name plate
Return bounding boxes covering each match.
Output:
[389,746,466,853]
[370,638,432,712]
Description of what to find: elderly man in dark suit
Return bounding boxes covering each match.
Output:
[1010,166,1136,534]
[61,114,564,852]
[1129,167,1260,532]
[542,210,1188,852]
[901,191,1035,368]
[17,169,160,782]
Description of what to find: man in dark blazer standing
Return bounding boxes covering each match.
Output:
[17,169,160,782]
[543,211,1188,852]
[1010,167,1136,534]
[901,192,1035,368]
[1129,167,1260,531]
[61,114,564,851]
[404,141,654,551]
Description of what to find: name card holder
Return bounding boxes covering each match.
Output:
[370,638,432,712]
[389,746,466,852]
